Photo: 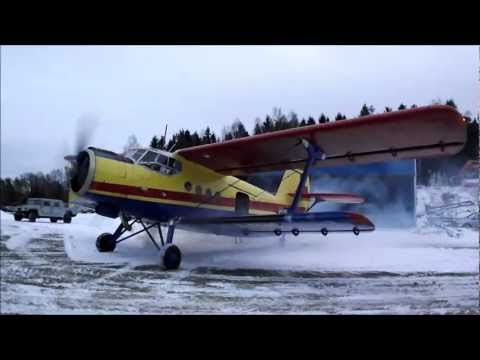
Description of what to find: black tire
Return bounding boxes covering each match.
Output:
[28,211,37,222]
[50,218,58,223]
[63,213,72,224]
[353,227,360,236]
[161,244,182,270]
[291,228,300,236]
[321,228,328,236]
[96,233,116,252]
[14,213,23,221]
[274,228,282,236]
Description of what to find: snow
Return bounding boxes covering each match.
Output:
[1,185,478,273]
[1,185,477,314]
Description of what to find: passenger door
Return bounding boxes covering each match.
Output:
[235,192,250,215]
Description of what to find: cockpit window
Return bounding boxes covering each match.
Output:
[140,151,158,163]
[131,149,146,161]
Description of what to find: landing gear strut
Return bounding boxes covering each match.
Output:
[95,217,182,270]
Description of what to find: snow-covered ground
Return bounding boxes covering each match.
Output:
[1,185,478,314]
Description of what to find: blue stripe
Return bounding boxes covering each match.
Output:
[86,192,234,222]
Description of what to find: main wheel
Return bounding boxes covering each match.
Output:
[96,233,116,252]
[321,228,328,236]
[63,213,72,224]
[50,218,58,223]
[353,227,360,236]
[14,213,23,221]
[28,211,37,222]
[291,228,300,236]
[161,244,182,270]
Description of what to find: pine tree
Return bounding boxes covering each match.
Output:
[263,115,274,133]
[319,114,328,124]
[359,104,370,117]
[335,113,345,121]
[445,99,457,109]
[398,103,407,110]
[299,119,307,127]
[288,111,299,128]
[307,117,316,125]
[384,107,392,113]
[254,118,263,135]
[231,119,249,138]
[150,135,159,148]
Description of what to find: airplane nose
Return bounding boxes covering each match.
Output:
[70,149,96,195]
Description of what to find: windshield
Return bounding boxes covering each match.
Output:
[129,148,182,175]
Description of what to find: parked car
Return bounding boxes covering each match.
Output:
[13,198,76,223]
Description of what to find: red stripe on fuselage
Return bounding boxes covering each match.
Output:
[90,181,288,213]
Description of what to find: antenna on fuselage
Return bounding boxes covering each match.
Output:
[162,124,168,150]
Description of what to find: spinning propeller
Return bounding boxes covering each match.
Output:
[64,114,99,192]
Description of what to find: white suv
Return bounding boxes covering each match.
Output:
[13,198,76,223]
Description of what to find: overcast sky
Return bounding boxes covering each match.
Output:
[1,45,478,178]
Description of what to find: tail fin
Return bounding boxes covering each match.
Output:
[276,170,310,210]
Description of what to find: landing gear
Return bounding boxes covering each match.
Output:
[95,217,182,270]
[321,228,328,236]
[50,218,58,223]
[14,213,22,221]
[160,244,182,270]
[96,233,117,252]
[292,228,300,236]
[353,227,360,236]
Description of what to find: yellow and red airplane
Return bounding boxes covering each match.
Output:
[66,105,467,269]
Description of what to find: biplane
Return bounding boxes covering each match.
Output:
[66,105,466,269]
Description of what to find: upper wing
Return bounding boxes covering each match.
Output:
[176,105,466,176]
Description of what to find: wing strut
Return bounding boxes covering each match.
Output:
[288,139,326,214]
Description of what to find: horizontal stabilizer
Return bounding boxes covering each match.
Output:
[289,192,365,204]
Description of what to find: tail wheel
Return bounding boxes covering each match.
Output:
[161,244,182,270]
[28,211,37,222]
[14,213,23,221]
[96,233,116,252]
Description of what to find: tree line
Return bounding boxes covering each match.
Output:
[0,169,69,206]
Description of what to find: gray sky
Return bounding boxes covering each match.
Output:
[1,45,478,178]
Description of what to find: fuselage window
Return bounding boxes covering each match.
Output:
[184,181,192,192]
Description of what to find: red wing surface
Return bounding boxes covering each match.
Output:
[176,105,466,176]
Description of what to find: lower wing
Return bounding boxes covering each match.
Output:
[178,211,374,237]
